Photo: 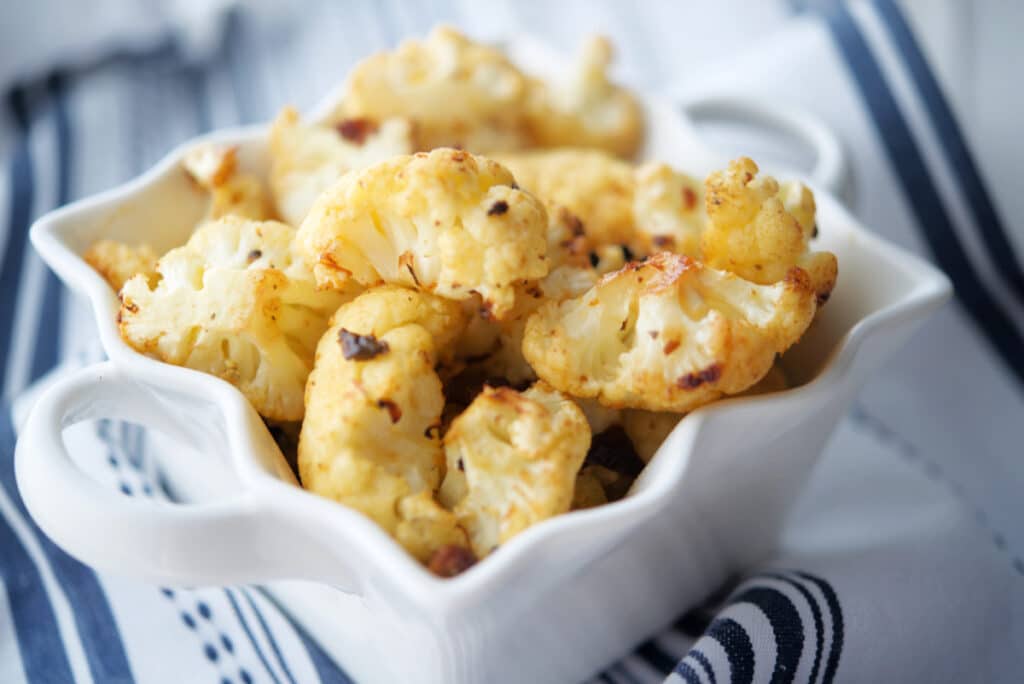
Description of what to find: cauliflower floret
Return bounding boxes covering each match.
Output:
[183,144,273,222]
[439,382,590,558]
[83,240,159,292]
[633,162,705,256]
[703,157,837,304]
[621,410,683,463]
[268,107,413,226]
[525,36,643,158]
[298,287,468,556]
[522,252,819,412]
[118,216,348,420]
[335,26,531,153]
[297,148,549,319]
[495,148,638,250]
[571,466,609,509]
[740,362,790,397]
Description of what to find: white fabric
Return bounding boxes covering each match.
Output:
[2,1,1022,682]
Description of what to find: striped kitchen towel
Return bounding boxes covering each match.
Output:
[2,1,1022,682]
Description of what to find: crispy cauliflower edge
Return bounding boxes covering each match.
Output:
[183,143,273,222]
[439,381,590,558]
[118,216,348,421]
[522,252,819,412]
[703,157,837,304]
[296,148,549,320]
[268,107,413,226]
[298,286,469,561]
[335,25,531,153]
[525,36,644,158]
[83,239,159,292]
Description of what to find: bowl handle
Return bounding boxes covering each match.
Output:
[682,94,851,202]
[15,361,361,592]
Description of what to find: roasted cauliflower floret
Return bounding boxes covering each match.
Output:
[183,143,273,222]
[621,410,683,463]
[84,239,159,292]
[299,287,468,556]
[495,148,638,250]
[703,157,837,303]
[335,26,531,153]
[525,36,643,158]
[268,107,413,226]
[118,216,347,420]
[522,252,819,412]
[439,382,590,558]
[297,148,549,319]
[633,162,705,256]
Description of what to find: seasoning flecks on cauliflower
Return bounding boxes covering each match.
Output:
[439,382,590,558]
[633,162,705,257]
[522,252,819,412]
[183,143,273,222]
[495,148,639,251]
[268,107,413,226]
[84,239,159,292]
[297,148,549,320]
[298,287,468,556]
[703,157,837,304]
[525,36,643,158]
[336,26,531,153]
[118,216,348,421]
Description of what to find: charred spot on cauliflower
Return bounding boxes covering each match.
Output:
[117,216,349,421]
[439,382,590,558]
[525,36,643,158]
[183,143,273,222]
[297,148,549,319]
[84,239,159,292]
[633,162,705,257]
[334,26,531,153]
[299,287,469,558]
[703,157,837,304]
[522,252,819,412]
[268,107,413,226]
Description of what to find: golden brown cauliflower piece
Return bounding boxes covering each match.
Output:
[118,216,348,421]
[268,107,413,226]
[633,162,705,256]
[621,410,683,463]
[525,36,643,158]
[703,157,837,304]
[183,143,273,222]
[495,148,638,250]
[299,287,468,558]
[439,382,590,558]
[522,252,819,412]
[335,26,531,153]
[296,148,549,319]
[83,240,159,292]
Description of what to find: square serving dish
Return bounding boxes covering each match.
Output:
[16,36,949,684]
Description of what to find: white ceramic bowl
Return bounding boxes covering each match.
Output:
[16,38,949,684]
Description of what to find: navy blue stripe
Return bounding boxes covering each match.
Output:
[689,649,716,684]
[0,87,35,395]
[673,661,702,684]
[731,586,803,683]
[0,409,76,683]
[255,588,354,684]
[224,588,283,684]
[241,588,297,684]
[1,409,135,681]
[765,572,824,684]
[795,573,843,684]
[822,3,1024,386]
[29,73,71,383]
[704,618,754,684]
[635,638,678,674]
[874,0,1024,301]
